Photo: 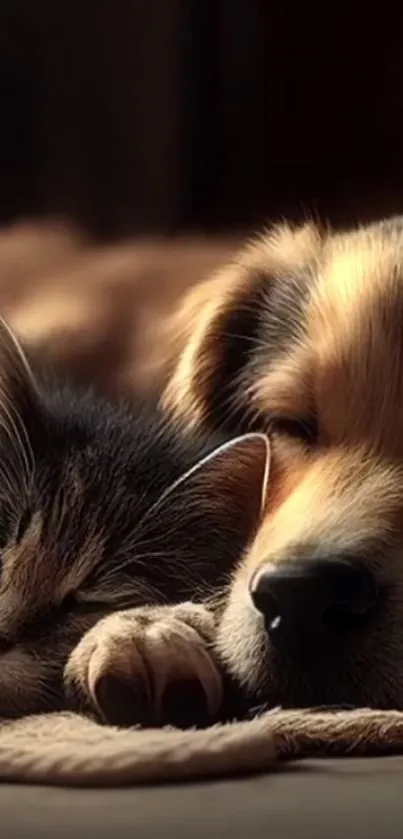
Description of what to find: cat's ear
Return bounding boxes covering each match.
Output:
[0,317,38,493]
[158,432,270,562]
[178,431,269,526]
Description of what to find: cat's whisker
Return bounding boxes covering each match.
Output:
[1,388,33,469]
[127,495,207,555]
[120,456,215,551]
[0,391,35,502]
[97,549,192,588]
[0,455,25,506]
[82,576,168,609]
[93,553,204,607]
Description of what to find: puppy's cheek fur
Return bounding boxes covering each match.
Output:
[215,569,269,698]
[218,431,403,708]
[216,453,403,706]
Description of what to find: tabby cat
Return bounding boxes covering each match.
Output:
[0,317,268,727]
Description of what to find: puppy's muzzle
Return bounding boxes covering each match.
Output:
[249,555,378,654]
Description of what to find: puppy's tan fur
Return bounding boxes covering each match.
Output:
[163,216,403,709]
[163,223,322,427]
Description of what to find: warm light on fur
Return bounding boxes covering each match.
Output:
[163,215,403,710]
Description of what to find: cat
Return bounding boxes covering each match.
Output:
[0,316,269,727]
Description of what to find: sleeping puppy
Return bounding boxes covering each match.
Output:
[162,215,403,712]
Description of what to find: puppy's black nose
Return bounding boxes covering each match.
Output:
[249,557,377,651]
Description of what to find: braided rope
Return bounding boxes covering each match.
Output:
[0,708,402,786]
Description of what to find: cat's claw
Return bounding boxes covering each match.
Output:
[64,602,222,727]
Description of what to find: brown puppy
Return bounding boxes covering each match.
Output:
[162,215,403,711]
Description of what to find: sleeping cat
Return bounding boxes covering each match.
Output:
[0,316,269,726]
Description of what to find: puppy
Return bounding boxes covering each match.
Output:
[162,215,403,711]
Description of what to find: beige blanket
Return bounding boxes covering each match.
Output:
[1,707,403,786]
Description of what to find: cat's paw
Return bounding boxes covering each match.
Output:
[64,602,222,727]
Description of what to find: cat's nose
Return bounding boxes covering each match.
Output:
[249,556,377,651]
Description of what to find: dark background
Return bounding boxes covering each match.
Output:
[2,0,403,240]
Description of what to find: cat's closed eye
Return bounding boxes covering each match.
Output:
[0,506,14,550]
[14,508,32,544]
[0,506,32,556]
[60,592,105,615]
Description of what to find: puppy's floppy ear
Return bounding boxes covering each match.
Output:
[0,316,39,500]
[162,222,322,433]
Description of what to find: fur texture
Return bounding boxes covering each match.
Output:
[0,221,403,785]
[0,316,270,723]
[163,215,403,711]
[2,706,403,786]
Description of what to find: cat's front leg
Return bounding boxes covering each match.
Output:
[64,602,222,728]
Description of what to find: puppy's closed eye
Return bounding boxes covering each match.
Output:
[270,417,318,445]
